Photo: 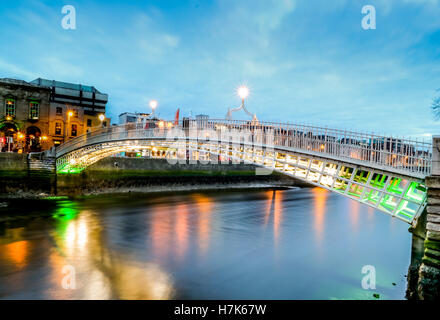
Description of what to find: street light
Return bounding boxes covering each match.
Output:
[98,114,105,127]
[237,86,249,102]
[65,110,73,141]
[149,100,158,117]
[226,85,257,121]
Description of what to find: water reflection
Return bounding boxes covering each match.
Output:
[0,188,413,300]
[264,190,284,247]
[29,203,176,299]
[349,198,360,233]
[193,194,212,256]
[312,187,328,245]
[3,240,29,268]
[175,204,189,260]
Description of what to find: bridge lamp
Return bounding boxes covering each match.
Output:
[149,100,158,115]
[237,86,249,102]
[98,114,105,122]
[68,110,73,118]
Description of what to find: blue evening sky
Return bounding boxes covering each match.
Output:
[0,0,439,138]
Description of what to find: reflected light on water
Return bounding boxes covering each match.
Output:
[64,213,90,257]
[264,190,283,247]
[54,208,175,299]
[151,205,172,260]
[193,194,213,256]
[312,187,328,245]
[175,204,189,260]
[349,199,360,232]
[273,191,283,246]
[3,240,29,268]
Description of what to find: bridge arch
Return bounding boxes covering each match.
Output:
[55,120,431,224]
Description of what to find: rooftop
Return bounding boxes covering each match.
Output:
[0,78,47,89]
[30,78,103,93]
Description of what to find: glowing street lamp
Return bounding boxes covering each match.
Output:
[237,86,249,102]
[149,100,158,117]
[98,114,105,127]
[226,85,256,121]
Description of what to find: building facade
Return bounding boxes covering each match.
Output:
[0,78,51,152]
[118,112,152,127]
[31,78,110,146]
[0,78,110,152]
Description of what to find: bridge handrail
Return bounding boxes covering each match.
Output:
[55,119,432,177]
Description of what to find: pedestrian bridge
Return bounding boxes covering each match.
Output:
[54,119,432,224]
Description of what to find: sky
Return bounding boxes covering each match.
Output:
[0,0,439,139]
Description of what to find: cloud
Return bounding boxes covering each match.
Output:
[0,59,38,80]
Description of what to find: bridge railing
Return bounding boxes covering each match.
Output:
[56,119,432,177]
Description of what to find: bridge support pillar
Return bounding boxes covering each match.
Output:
[415,136,440,300]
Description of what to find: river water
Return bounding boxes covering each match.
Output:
[0,187,412,300]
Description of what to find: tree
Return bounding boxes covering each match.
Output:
[432,89,440,119]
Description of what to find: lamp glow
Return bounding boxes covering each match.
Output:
[98,114,105,122]
[149,100,158,110]
[237,86,249,100]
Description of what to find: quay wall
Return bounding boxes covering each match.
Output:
[0,155,304,198]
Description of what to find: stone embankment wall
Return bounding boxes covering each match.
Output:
[57,157,304,196]
[417,177,440,300]
[410,136,440,300]
[0,154,305,198]
[0,153,55,197]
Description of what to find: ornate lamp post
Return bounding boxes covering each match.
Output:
[226,86,257,122]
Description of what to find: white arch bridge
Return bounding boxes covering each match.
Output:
[54,119,432,224]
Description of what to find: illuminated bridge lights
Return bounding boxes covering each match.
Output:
[53,121,431,224]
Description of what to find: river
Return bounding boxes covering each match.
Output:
[0,187,412,299]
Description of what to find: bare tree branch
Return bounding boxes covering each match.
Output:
[431,89,440,119]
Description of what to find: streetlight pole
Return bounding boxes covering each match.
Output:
[149,100,158,118]
[99,114,105,128]
[226,86,256,121]
[65,110,73,142]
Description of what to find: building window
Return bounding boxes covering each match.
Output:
[29,101,40,120]
[103,121,107,127]
[55,122,62,135]
[71,124,77,136]
[5,98,15,117]
[73,110,79,118]
[56,107,63,115]
[87,119,92,127]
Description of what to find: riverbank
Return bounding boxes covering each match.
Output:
[0,156,307,199]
